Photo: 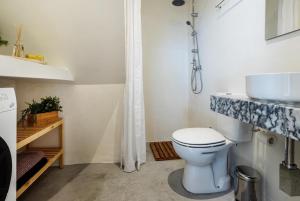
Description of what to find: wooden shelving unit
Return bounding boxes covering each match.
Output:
[17,119,64,198]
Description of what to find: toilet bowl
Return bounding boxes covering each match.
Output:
[171,115,252,194]
[172,128,234,194]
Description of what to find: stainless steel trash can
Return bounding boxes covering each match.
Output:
[234,166,261,201]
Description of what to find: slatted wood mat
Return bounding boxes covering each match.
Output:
[150,141,180,161]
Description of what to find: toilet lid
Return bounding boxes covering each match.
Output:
[172,128,225,147]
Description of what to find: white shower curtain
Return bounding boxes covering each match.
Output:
[122,0,146,172]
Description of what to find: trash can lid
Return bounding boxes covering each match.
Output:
[236,166,261,182]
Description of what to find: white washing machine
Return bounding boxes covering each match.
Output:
[0,88,16,201]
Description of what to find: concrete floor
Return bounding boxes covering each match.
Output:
[18,147,234,201]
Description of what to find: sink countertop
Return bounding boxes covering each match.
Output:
[210,93,300,141]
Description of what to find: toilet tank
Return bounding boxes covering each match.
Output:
[216,114,252,143]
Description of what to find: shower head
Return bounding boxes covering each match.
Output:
[172,0,185,6]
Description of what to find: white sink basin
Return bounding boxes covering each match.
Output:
[246,72,300,103]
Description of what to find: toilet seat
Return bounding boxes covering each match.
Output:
[172,128,226,148]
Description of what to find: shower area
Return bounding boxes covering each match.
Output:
[173,0,203,94]
[142,0,202,142]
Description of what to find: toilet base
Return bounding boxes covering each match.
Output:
[182,163,231,194]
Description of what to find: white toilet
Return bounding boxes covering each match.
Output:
[171,114,252,194]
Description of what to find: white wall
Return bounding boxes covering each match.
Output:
[16,82,124,164]
[0,0,126,164]
[0,0,192,164]
[0,0,125,84]
[0,79,123,165]
[190,0,300,127]
[142,0,190,141]
[190,0,300,201]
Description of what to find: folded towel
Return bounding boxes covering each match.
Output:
[17,151,45,180]
[17,151,48,189]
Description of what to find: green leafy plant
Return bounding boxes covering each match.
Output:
[0,36,8,46]
[21,96,63,120]
[40,96,62,112]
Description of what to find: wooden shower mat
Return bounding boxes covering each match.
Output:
[150,141,181,161]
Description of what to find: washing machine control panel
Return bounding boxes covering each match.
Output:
[0,89,16,113]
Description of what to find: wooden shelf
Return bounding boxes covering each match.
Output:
[17,119,63,150]
[17,148,63,198]
[17,118,64,198]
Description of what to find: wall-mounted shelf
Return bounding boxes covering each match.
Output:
[0,55,74,81]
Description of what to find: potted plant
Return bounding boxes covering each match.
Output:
[21,96,63,125]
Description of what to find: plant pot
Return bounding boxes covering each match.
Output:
[27,111,59,126]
